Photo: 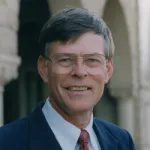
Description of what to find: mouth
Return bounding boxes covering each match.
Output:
[65,86,92,91]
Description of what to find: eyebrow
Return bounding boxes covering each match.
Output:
[54,52,105,56]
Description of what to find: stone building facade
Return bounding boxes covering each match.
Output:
[0,0,150,149]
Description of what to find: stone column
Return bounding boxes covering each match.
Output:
[138,0,150,149]
[117,96,135,137]
[0,0,21,126]
[109,88,135,138]
[139,88,150,150]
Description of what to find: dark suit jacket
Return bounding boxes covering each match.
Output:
[0,102,135,150]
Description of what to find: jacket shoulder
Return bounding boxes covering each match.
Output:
[94,118,135,149]
[94,118,127,134]
[0,116,30,150]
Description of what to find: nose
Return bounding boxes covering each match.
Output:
[70,61,88,78]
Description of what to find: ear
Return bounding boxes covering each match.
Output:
[104,59,113,84]
[38,55,48,83]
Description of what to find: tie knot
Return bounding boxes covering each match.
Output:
[79,129,89,144]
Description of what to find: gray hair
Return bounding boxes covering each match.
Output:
[39,7,115,60]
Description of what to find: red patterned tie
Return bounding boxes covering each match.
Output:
[78,129,89,150]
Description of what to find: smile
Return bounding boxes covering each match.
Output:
[66,86,91,91]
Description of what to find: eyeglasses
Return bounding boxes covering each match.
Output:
[44,53,108,75]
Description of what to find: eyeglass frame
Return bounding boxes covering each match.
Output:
[43,52,108,67]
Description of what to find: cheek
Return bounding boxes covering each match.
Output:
[92,70,106,84]
[47,73,58,96]
[47,74,66,97]
[91,72,106,95]
[99,68,108,83]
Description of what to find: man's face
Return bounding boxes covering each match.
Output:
[38,32,113,115]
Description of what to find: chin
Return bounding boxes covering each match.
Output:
[67,103,94,113]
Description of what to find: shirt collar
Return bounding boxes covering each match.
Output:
[85,113,97,149]
[42,98,94,150]
[42,98,79,150]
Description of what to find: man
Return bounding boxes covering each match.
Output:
[0,7,135,150]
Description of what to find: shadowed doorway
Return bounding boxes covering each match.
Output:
[4,0,50,124]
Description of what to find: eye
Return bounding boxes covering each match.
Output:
[86,58,102,63]
[59,58,71,62]
[85,57,104,67]
[88,59,100,62]
[56,57,73,67]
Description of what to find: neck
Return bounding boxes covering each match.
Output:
[49,99,92,129]
[65,111,92,129]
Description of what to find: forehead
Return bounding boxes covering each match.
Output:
[50,32,105,55]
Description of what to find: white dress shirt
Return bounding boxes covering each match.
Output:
[42,98,101,150]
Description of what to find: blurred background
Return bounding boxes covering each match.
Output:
[0,0,150,150]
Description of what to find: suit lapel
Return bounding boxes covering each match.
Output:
[28,102,62,150]
[27,103,119,150]
[93,119,119,150]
